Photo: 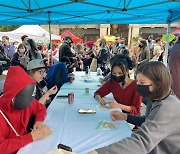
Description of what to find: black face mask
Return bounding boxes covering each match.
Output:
[136,84,152,98]
[111,74,126,83]
[13,84,36,110]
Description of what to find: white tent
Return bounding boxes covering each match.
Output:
[0,25,61,43]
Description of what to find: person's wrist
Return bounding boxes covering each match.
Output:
[100,99,105,105]
[118,103,122,109]
[31,131,38,141]
[46,91,51,96]
[95,95,103,103]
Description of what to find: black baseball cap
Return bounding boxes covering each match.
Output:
[64,35,73,43]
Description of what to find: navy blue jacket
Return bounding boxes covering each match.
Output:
[46,62,69,90]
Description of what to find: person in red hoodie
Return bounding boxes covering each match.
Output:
[0,66,52,154]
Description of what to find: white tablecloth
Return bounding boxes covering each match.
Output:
[18,72,132,154]
[61,72,102,90]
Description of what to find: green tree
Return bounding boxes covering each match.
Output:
[0,25,20,32]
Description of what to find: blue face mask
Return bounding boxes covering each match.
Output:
[136,84,152,98]
[119,43,125,48]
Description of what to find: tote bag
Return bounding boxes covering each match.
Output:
[90,58,97,72]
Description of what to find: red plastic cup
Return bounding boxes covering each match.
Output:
[69,74,75,83]
[68,93,74,104]
[69,76,73,83]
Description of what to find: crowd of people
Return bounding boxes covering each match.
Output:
[0,34,177,75]
[0,32,179,153]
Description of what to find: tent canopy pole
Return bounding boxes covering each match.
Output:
[164,10,172,66]
[48,11,53,66]
[48,11,52,49]
[164,22,170,66]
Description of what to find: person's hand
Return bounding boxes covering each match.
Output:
[47,86,58,95]
[31,125,52,141]
[110,110,127,121]
[87,151,98,154]
[33,121,47,130]
[100,99,106,105]
[85,54,90,59]
[108,101,118,108]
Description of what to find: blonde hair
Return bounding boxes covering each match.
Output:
[99,38,107,48]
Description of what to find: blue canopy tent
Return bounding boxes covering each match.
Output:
[0,0,179,24]
[0,0,180,64]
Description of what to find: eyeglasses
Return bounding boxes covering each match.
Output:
[37,70,46,76]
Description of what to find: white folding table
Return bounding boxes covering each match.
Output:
[18,72,132,154]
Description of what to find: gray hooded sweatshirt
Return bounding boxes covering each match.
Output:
[96,95,180,154]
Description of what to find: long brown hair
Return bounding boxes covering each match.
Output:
[136,61,171,100]
[110,60,128,86]
[27,39,38,58]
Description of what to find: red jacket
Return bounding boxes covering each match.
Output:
[94,79,141,115]
[0,66,46,154]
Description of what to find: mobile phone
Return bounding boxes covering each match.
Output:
[56,95,68,99]
[57,143,72,152]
